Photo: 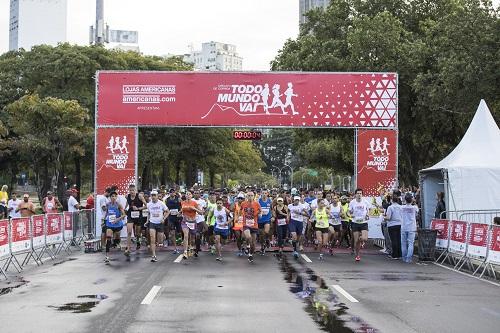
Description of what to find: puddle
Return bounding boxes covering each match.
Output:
[52,258,78,266]
[0,277,29,296]
[49,302,98,313]
[78,294,109,300]
[339,273,439,282]
[280,257,378,333]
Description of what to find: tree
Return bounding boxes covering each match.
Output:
[272,0,499,184]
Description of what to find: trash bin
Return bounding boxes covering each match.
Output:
[417,229,438,261]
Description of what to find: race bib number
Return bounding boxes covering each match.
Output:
[277,218,287,226]
[108,215,116,224]
[292,213,301,220]
[218,222,228,229]
[246,219,255,227]
[143,209,148,215]
[152,212,161,219]
[355,218,365,223]
[47,203,54,210]
[186,222,195,230]
[238,216,243,223]
[170,209,178,215]
[131,211,140,219]
[262,208,270,215]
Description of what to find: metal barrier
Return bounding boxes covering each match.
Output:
[0,219,9,279]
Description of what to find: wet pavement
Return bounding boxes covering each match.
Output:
[0,244,499,332]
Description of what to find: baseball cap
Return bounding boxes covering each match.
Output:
[151,190,158,195]
[277,197,284,202]
[23,193,30,198]
[237,192,245,199]
[293,196,300,200]
[47,191,53,195]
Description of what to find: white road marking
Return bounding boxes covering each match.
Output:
[433,262,500,287]
[301,254,312,263]
[174,254,184,263]
[332,285,359,303]
[141,285,161,305]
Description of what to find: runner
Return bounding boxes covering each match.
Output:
[140,191,151,248]
[207,197,231,261]
[193,190,207,257]
[205,193,217,255]
[311,199,330,260]
[103,191,126,264]
[328,194,342,255]
[258,189,272,255]
[272,197,289,256]
[340,195,352,251]
[125,184,145,256]
[232,193,246,256]
[99,188,111,252]
[180,191,204,260]
[288,195,309,259]
[349,188,370,262]
[165,189,182,254]
[146,190,169,262]
[241,191,261,263]
[42,191,62,214]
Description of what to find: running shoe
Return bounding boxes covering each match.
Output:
[237,251,243,257]
[151,256,157,262]
[104,256,110,263]
[319,253,324,260]
[299,245,304,251]
[136,243,141,251]
[361,241,365,249]
[172,249,180,255]
[355,255,361,262]
[248,255,254,263]
[216,257,222,262]
[293,251,299,259]
[329,247,333,255]
[183,252,188,260]
[124,250,130,257]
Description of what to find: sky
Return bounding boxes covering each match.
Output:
[0,0,300,70]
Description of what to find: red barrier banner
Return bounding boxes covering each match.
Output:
[96,127,137,195]
[32,215,45,249]
[449,220,468,253]
[46,213,63,245]
[467,223,489,257]
[0,219,9,258]
[431,219,450,248]
[63,212,73,240]
[487,226,500,264]
[97,71,397,128]
[10,217,31,253]
[356,129,398,196]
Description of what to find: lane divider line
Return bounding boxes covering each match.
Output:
[141,285,161,305]
[174,254,184,263]
[332,285,359,303]
[301,254,312,263]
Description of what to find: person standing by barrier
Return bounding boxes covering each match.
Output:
[434,192,446,219]
[380,193,392,255]
[0,199,7,219]
[0,185,8,203]
[42,191,62,214]
[401,194,418,263]
[17,193,36,217]
[104,191,126,264]
[67,189,80,213]
[385,192,403,260]
[8,191,21,219]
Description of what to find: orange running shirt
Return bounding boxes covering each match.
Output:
[181,200,198,221]
[240,201,261,229]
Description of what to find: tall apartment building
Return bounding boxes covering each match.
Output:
[184,41,243,71]
[9,0,68,51]
[299,0,330,24]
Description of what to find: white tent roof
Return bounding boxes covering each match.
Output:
[424,100,500,170]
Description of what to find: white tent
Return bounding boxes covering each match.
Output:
[419,100,500,227]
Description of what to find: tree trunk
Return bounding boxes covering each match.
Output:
[141,163,151,190]
[184,161,197,188]
[175,159,181,185]
[161,159,169,186]
[209,168,215,188]
[74,155,81,201]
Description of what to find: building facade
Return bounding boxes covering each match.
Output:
[9,0,68,51]
[299,0,330,24]
[184,41,243,71]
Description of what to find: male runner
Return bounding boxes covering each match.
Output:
[125,184,145,256]
[328,194,342,254]
[349,188,370,262]
[165,189,182,254]
[258,189,272,255]
[288,196,309,259]
[146,190,169,262]
[207,198,231,261]
[103,191,126,264]
[240,192,261,263]
[232,193,246,256]
[181,191,204,260]
[193,190,207,257]
[205,193,217,254]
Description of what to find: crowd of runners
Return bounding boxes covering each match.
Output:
[100,184,420,265]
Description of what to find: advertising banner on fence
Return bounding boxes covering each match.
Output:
[356,129,398,196]
[468,223,489,257]
[46,213,63,245]
[449,220,468,254]
[63,212,73,240]
[96,127,137,195]
[487,226,500,264]
[0,219,9,258]
[32,215,45,249]
[10,217,31,253]
[431,219,450,249]
[97,71,398,128]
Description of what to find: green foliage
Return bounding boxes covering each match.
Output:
[272,0,500,184]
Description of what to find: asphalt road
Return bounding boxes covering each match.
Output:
[1,244,499,333]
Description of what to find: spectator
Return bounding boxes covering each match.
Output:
[434,192,446,219]
[385,192,403,260]
[493,217,500,225]
[67,189,80,212]
[0,185,8,202]
[0,199,7,219]
[17,193,36,217]
[401,193,419,263]
[7,191,21,219]
[86,193,95,209]
[42,191,62,213]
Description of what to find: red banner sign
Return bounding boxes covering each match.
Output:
[451,220,467,243]
[469,223,488,247]
[64,212,73,231]
[356,129,398,196]
[431,219,449,239]
[32,215,45,237]
[11,218,30,242]
[96,127,137,195]
[46,214,62,235]
[490,226,500,252]
[0,219,8,246]
[97,72,397,128]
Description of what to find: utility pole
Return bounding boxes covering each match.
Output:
[95,0,105,45]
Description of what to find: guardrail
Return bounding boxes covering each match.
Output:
[0,209,96,280]
[431,218,500,279]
